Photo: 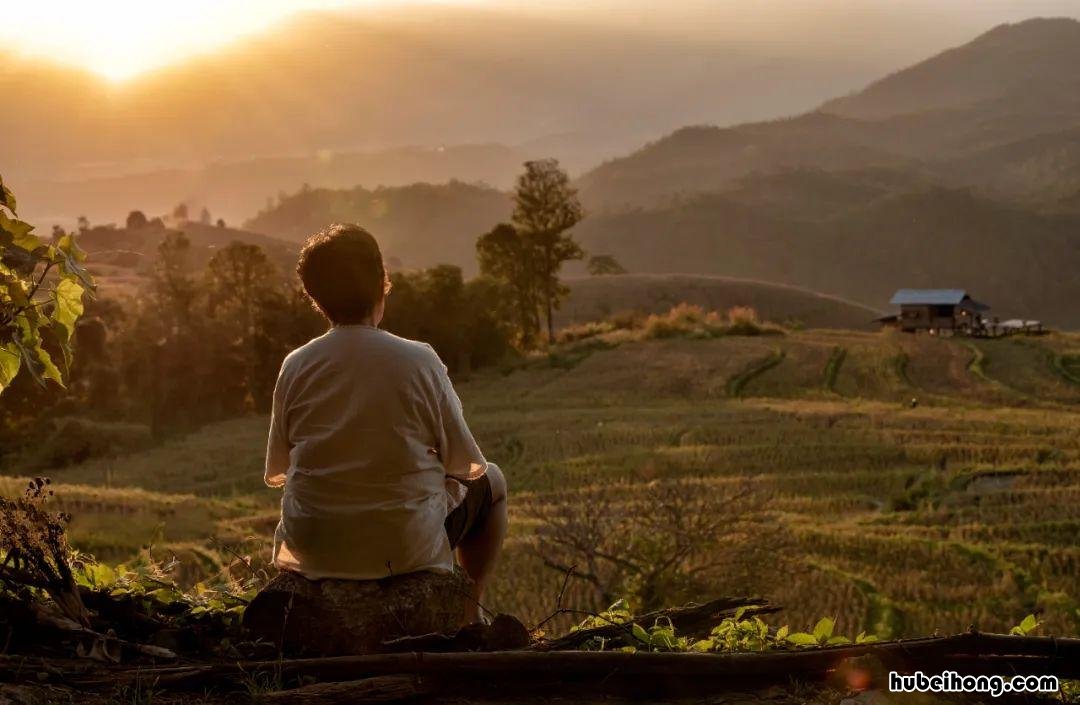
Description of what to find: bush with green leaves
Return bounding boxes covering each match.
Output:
[0,174,94,395]
[572,601,878,653]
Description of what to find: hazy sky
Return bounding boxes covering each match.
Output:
[5,0,1080,81]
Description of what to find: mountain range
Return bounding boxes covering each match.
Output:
[579,18,1080,210]
[6,13,1080,327]
[239,18,1080,326]
[569,18,1080,326]
[3,5,901,224]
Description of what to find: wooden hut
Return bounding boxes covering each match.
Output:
[880,289,990,335]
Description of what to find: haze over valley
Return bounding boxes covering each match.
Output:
[4,2,1080,325]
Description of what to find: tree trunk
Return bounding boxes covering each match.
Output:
[544,243,555,345]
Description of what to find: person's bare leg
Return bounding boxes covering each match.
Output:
[456,463,508,624]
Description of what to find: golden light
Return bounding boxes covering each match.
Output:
[0,0,364,82]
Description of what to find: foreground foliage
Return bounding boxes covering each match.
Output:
[0,174,94,395]
[572,601,878,653]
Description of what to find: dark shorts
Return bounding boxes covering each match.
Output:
[445,474,492,549]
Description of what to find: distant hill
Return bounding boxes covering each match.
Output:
[19,145,525,226]
[820,18,1080,119]
[81,221,298,297]
[574,180,1080,328]
[242,181,511,272]
[3,4,896,223]
[567,19,1080,328]
[579,18,1080,211]
[559,274,882,330]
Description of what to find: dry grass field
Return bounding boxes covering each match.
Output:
[558,274,884,331]
[5,328,1079,640]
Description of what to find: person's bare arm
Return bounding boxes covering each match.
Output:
[264,365,290,488]
[434,361,487,482]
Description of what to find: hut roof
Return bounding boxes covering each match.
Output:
[890,289,969,305]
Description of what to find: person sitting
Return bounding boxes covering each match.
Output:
[263,223,507,624]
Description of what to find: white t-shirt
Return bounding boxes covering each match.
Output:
[264,324,488,580]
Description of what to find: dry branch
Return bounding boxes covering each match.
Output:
[30,602,178,662]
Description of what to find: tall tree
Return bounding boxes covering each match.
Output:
[150,232,198,331]
[204,241,279,340]
[512,159,584,344]
[126,210,148,230]
[476,223,540,347]
[204,242,280,403]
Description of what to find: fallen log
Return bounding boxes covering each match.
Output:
[535,596,779,651]
[256,675,432,704]
[81,631,1080,692]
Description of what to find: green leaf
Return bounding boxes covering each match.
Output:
[775,625,789,641]
[786,632,818,646]
[51,278,85,339]
[827,635,852,645]
[812,617,835,643]
[0,176,16,214]
[0,211,41,252]
[52,234,95,289]
[690,638,714,652]
[1014,614,1039,635]
[34,344,64,386]
[631,623,649,644]
[0,343,21,393]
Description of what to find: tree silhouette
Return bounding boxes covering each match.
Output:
[476,223,541,347]
[204,242,279,339]
[512,159,584,344]
[150,232,198,331]
[126,210,148,230]
[587,254,627,276]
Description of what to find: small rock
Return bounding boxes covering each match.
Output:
[483,613,531,650]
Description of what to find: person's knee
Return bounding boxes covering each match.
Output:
[486,463,507,504]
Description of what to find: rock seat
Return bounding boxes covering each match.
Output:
[242,569,471,656]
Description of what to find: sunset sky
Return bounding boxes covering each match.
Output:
[5,0,1080,82]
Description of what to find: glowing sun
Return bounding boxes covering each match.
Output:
[0,0,366,81]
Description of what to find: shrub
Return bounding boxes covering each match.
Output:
[556,320,616,344]
[26,418,152,469]
[643,303,725,340]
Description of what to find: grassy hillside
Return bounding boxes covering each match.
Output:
[9,330,1079,638]
[560,274,883,330]
[575,183,1080,328]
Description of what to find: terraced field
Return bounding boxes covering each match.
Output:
[5,329,1079,639]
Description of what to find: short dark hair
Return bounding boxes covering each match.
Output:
[297,224,390,324]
